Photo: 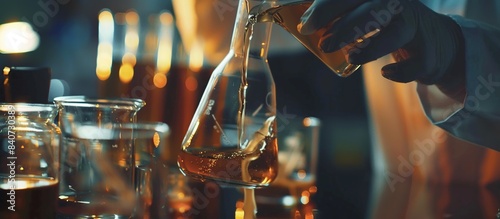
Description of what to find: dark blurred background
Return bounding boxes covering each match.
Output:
[0,1,372,218]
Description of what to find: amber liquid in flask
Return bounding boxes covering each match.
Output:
[178,117,278,187]
[178,0,279,188]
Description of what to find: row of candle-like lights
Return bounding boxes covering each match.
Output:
[96,9,204,90]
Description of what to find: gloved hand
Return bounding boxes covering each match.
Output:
[297,0,465,87]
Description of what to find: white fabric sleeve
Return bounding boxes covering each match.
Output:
[416,15,500,151]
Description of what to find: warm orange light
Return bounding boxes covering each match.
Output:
[124,11,139,55]
[301,190,310,197]
[155,12,174,79]
[235,208,244,219]
[235,200,244,219]
[125,35,139,52]
[3,67,10,76]
[119,63,134,83]
[236,200,244,209]
[172,0,197,56]
[97,10,114,81]
[96,43,113,81]
[297,170,307,179]
[125,11,139,25]
[305,212,315,219]
[300,191,310,205]
[188,41,204,72]
[160,12,173,25]
[260,43,267,57]
[153,132,160,147]
[156,40,172,74]
[303,117,320,127]
[308,186,318,193]
[97,43,113,61]
[121,52,136,65]
[98,10,113,23]
[153,73,167,88]
[96,68,111,81]
[185,76,198,91]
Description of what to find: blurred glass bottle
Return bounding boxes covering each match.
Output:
[167,170,194,219]
[2,66,51,103]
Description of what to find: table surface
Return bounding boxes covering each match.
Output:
[183,173,500,219]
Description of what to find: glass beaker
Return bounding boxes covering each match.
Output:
[177,0,279,188]
[109,122,170,219]
[254,0,359,77]
[0,103,61,219]
[53,96,145,218]
[251,0,375,77]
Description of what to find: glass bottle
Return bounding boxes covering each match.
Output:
[178,0,279,188]
[2,66,51,103]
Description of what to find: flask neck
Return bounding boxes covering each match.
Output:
[229,0,273,59]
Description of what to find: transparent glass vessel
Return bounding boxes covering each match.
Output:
[0,103,61,219]
[178,0,279,188]
[252,0,362,77]
[53,96,146,218]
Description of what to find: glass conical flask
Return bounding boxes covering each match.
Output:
[178,0,279,188]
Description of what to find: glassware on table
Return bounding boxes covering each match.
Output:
[177,0,282,218]
[54,96,145,218]
[166,168,193,218]
[273,117,320,217]
[177,0,279,189]
[0,103,61,219]
[113,122,170,219]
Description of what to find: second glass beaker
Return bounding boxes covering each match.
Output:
[54,96,145,218]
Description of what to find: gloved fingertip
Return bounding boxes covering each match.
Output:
[298,8,316,35]
[297,21,315,35]
[381,64,396,79]
[381,64,413,83]
[319,35,340,53]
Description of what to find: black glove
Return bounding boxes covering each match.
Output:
[298,0,465,87]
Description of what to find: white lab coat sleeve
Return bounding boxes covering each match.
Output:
[416,15,500,151]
